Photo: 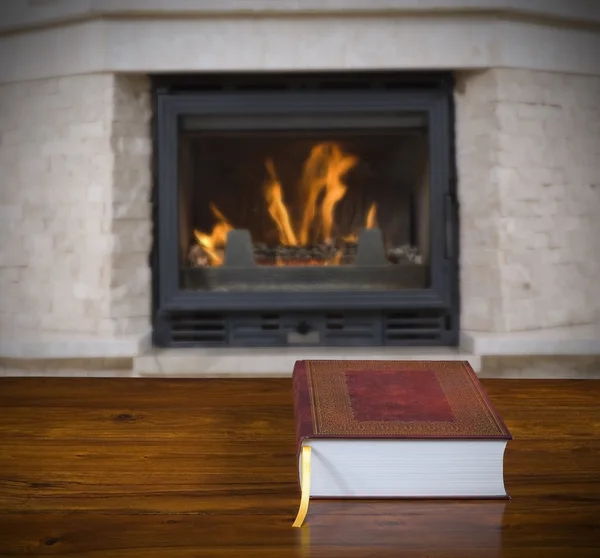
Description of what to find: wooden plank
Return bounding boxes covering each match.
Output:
[0,406,295,441]
[0,378,294,408]
[0,377,599,557]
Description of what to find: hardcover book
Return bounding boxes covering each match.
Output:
[292,360,512,527]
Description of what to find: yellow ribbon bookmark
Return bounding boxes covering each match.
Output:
[292,445,312,528]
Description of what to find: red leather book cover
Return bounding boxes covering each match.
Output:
[293,360,512,452]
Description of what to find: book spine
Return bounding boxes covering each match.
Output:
[292,360,315,454]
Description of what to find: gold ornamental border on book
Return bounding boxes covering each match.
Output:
[306,360,508,437]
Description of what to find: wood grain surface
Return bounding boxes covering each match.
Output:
[0,377,599,557]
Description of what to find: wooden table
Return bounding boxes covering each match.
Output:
[0,377,599,557]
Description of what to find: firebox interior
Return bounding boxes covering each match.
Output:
[178,112,430,291]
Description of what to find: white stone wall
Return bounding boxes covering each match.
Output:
[105,76,152,336]
[0,74,151,336]
[456,69,600,332]
[455,70,505,332]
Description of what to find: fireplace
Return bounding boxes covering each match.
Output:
[152,73,458,348]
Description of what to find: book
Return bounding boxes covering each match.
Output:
[292,360,512,527]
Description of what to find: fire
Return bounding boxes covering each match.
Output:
[193,204,233,266]
[264,160,298,246]
[366,202,378,229]
[298,143,357,245]
[193,142,378,266]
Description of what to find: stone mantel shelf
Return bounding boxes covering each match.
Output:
[1,1,599,85]
[2,0,600,34]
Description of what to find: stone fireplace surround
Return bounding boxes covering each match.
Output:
[0,1,599,377]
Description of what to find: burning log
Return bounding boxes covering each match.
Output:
[188,244,225,268]
[252,241,358,266]
[188,235,422,268]
[387,245,423,265]
[188,244,209,267]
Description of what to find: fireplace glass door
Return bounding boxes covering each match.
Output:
[154,74,457,348]
[178,111,431,292]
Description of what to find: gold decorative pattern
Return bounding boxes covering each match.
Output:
[306,360,509,438]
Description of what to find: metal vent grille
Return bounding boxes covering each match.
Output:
[155,309,455,347]
[158,312,227,347]
[228,312,382,347]
[384,310,448,345]
[322,313,382,345]
[229,313,285,347]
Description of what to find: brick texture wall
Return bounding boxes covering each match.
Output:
[0,74,151,336]
[456,69,600,332]
[106,76,152,335]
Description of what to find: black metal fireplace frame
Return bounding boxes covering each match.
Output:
[151,72,459,347]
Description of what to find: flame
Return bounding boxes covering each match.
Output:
[297,143,357,245]
[193,142,379,267]
[193,220,231,266]
[264,160,298,246]
[321,147,356,242]
[210,203,230,224]
[298,144,328,245]
[193,203,234,266]
[341,202,378,245]
[366,202,377,229]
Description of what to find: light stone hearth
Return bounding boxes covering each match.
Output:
[462,323,600,357]
[0,1,599,378]
[134,347,482,377]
